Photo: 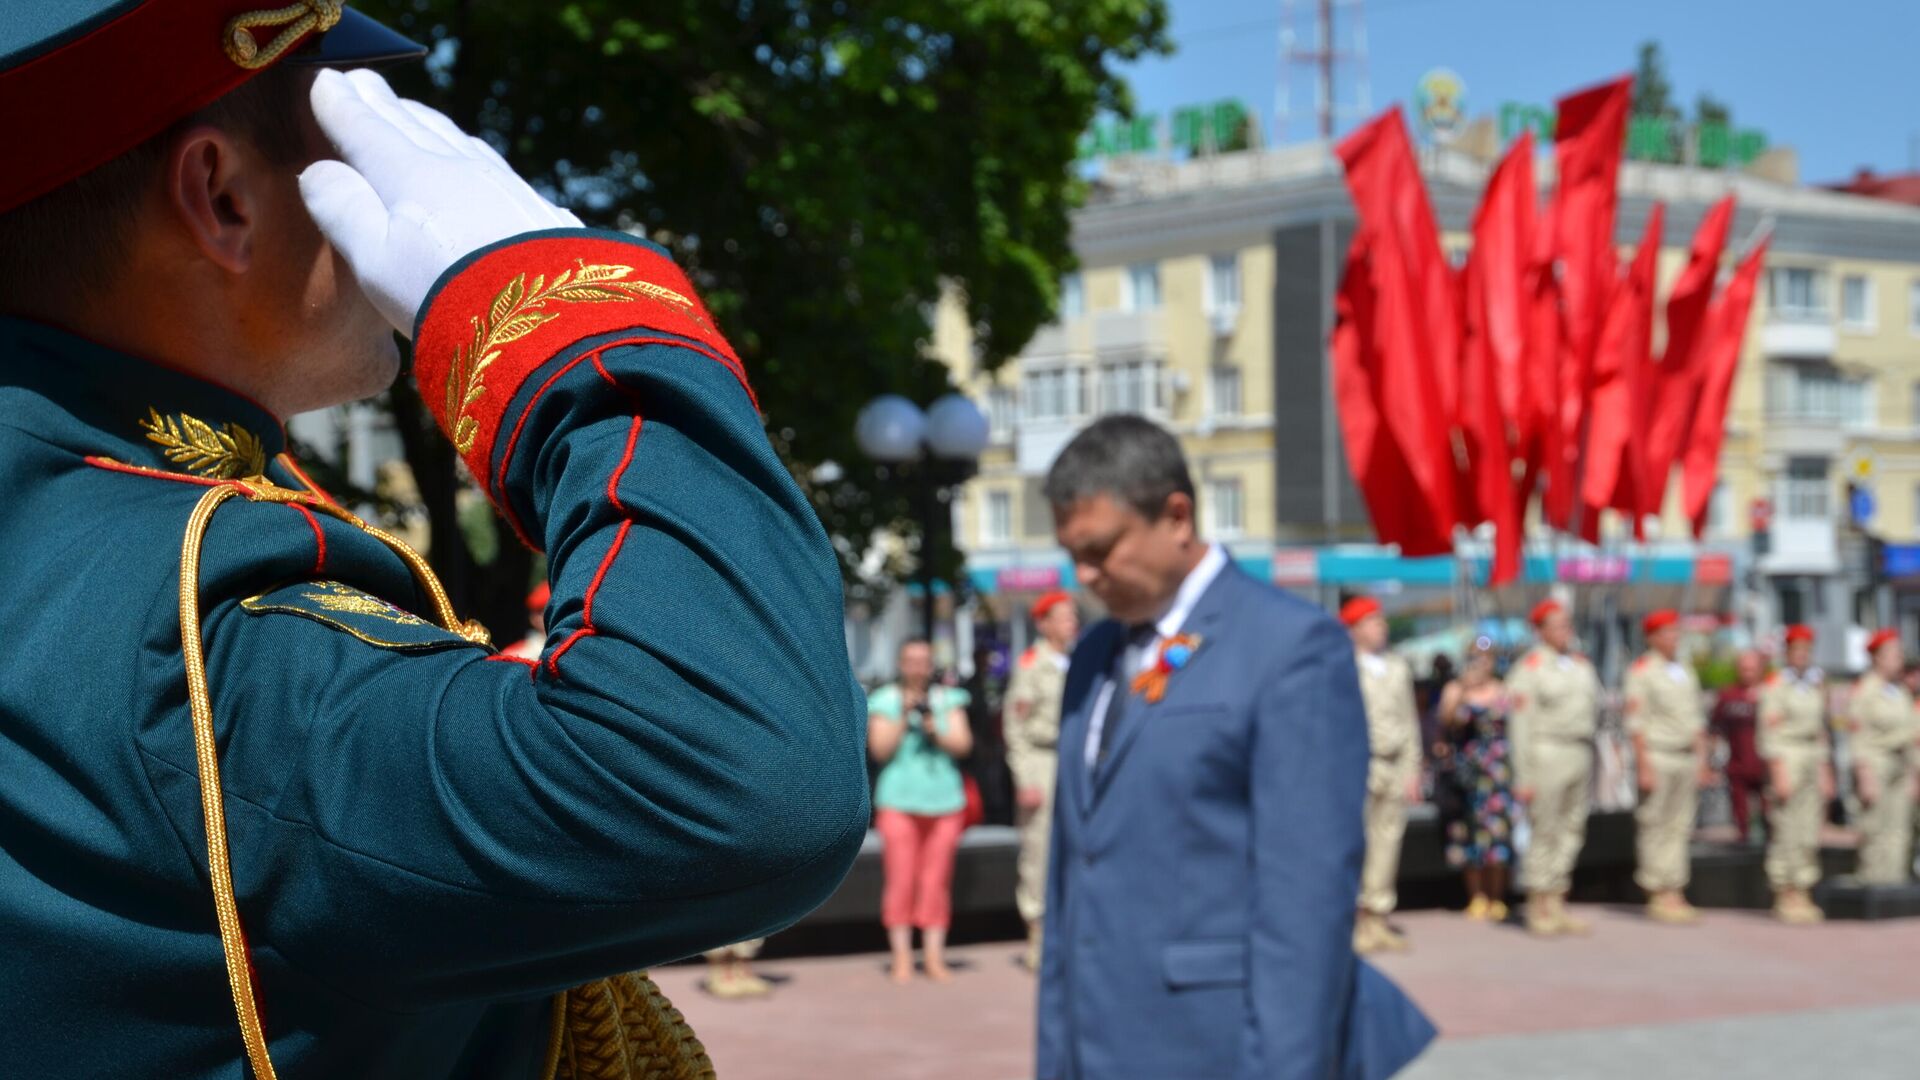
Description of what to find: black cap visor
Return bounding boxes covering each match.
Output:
[284,8,427,68]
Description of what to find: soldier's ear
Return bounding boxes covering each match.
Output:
[163,124,256,275]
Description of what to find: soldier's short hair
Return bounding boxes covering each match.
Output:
[0,64,310,314]
[1044,414,1195,521]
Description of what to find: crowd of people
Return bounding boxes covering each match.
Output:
[846,591,1920,981]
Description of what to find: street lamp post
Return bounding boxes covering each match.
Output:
[856,393,991,643]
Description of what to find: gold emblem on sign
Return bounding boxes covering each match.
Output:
[448,261,704,453]
[139,408,267,479]
[223,0,344,70]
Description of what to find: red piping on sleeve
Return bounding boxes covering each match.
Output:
[545,519,633,678]
[491,334,740,551]
[288,504,327,575]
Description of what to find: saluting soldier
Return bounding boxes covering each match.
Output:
[1623,610,1709,924]
[1342,596,1421,954]
[1759,625,1835,923]
[1507,599,1600,937]
[1004,589,1079,971]
[0,5,868,1076]
[1847,629,1919,884]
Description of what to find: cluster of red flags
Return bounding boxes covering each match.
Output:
[1331,75,1770,586]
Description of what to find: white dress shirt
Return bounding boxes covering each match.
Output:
[1083,543,1230,774]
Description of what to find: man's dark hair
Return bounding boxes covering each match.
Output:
[899,637,933,653]
[1043,414,1195,519]
[0,64,311,313]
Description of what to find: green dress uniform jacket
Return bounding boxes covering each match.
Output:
[0,229,869,1078]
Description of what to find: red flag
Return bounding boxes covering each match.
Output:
[1643,196,1735,520]
[1684,235,1770,536]
[1336,108,1461,545]
[1460,133,1536,586]
[1331,234,1453,555]
[1542,75,1633,529]
[1519,201,1565,483]
[1582,204,1664,537]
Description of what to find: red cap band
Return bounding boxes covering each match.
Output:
[1641,609,1678,636]
[1530,599,1562,627]
[1340,597,1382,627]
[1030,590,1073,622]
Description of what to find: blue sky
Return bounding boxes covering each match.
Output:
[1117,0,1920,183]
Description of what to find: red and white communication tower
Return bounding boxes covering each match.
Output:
[1276,0,1372,144]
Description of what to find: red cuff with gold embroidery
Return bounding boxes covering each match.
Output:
[412,229,748,483]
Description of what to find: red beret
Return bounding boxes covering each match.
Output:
[1529,599,1563,627]
[1340,597,1382,627]
[527,582,551,611]
[1868,628,1901,654]
[1030,590,1073,622]
[1641,609,1678,636]
[1784,624,1815,644]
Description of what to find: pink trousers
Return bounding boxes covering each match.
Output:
[875,807,966,930]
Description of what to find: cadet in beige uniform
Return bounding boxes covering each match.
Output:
[1508,599,1599,936]
[1343,597,1422,954]
[1759,624,1835,923]
[1623,609,1709,924]
[1004,590,1078,970]
[1848,629,1919,884]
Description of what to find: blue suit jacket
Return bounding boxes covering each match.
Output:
[1037,561,1435,1080]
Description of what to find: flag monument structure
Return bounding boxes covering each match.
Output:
[1332,75,1768,593]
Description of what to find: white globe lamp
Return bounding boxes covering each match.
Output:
[855,395,927,463]
[924,393,991,461]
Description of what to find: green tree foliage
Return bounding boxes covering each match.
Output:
[352,0,1170,625]
[1631,40,1678,121]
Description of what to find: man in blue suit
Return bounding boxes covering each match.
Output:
[1036,416,1435,1080]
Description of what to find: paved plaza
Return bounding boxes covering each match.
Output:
[653,904,1920,1079]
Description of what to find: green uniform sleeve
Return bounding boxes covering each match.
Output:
[179,231,869,1009]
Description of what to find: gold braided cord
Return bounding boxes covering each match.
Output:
[222,0,343,70]
[178,477,710,1078]
[177,484,279,1080]
[546,973,716,1080]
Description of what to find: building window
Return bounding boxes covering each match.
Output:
[1207,254,1241,314]
[1909,279,1920,334]
[1768,361,1871,427]
[1022,366,1087,422]
[1098,359,1167,416]
[1767,266,1830,322]
[1707,481,1731,537]
[1060,273,1085,320]
[1206,478,1245,539]
[984,491,1013,544]
[986,386,1017,439]
[1780,457,1830,521]
[1209,365,1242,418]
[1913,482,1920,534]
[1124,262,1161,312]
[1840,274,1875,330]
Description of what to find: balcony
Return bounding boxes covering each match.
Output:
[1091,309,1167,353]
[1761,516,1839,575]
[1762,312,1836,359]
[1016,416,1083,476]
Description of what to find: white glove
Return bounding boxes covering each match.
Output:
[299,68,582,338]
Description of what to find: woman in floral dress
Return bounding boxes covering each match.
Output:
[1436,642,1517,921]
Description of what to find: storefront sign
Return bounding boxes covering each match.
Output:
[1499,101,1767,169]
[996,565,1062,592]
[1272,549,1320,587]
[1884,544,1920,579]
[1693,553,1734,586]
[1557,555,1631,583]
[1079,99,1251,161]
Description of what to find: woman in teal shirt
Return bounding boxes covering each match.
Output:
[868,638,974,982]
